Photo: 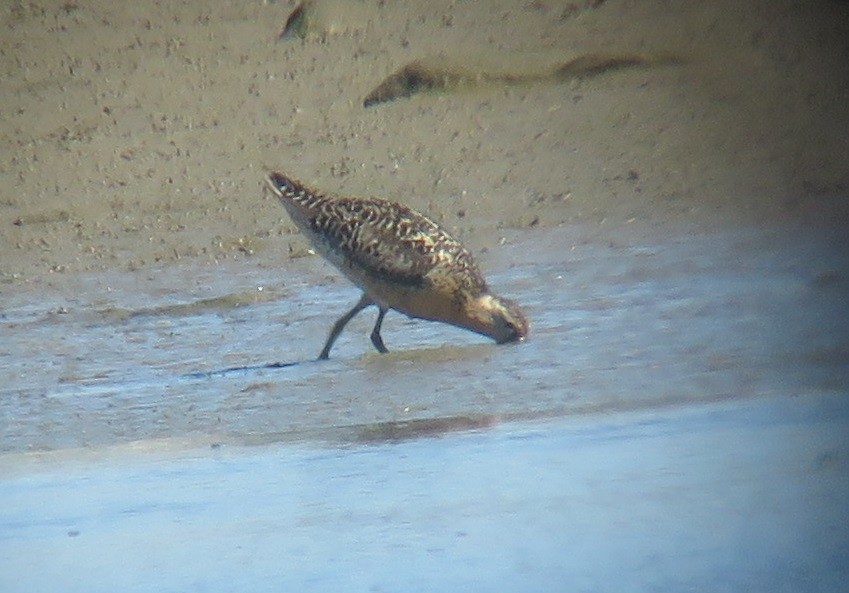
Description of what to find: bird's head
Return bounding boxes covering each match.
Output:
[466,294,529,345]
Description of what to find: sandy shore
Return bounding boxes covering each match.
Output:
[2,0,847,290]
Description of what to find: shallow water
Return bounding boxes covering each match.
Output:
[2,223,847,451]
[2,222,848,590]
[2,396,848,592]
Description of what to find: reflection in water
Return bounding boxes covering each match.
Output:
[355,414,500,443]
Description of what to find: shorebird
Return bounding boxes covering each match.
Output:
[267,172,529,359]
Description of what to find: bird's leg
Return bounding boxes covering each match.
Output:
[370,307,389,354]
[318,293,373,360]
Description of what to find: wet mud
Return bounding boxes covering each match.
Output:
[3,200,848,593]
[3,222,847,453]
[362,54,674,107]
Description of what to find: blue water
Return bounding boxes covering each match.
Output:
[1,394,847,592]
[1,223,848,591]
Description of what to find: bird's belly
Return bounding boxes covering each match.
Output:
[307,238,467,325]
[364,276,464,325]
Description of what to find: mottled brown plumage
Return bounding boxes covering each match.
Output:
[267,172,528,359]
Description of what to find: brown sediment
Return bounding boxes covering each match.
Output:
[362,53,679,107]
[363,61,488,107]
[355,414,500,443]
[12,210,72,226]
[277,0,369,41]
[277,1,310,41]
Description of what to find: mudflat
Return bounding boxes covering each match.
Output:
[1,2,848,591]
[2,0,846,287]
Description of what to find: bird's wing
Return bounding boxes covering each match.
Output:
[319,198,486,294]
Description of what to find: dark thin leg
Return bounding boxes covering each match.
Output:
[370,307,389,354]
[318,294,373,360]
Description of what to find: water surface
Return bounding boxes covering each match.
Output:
[1,222,848,591]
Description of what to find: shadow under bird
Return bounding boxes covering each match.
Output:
[266,172,529,359]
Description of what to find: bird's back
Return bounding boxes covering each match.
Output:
[267,172,488,311]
